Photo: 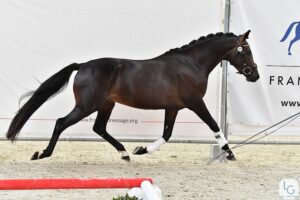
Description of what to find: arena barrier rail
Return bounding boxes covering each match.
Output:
[0,178,161,200]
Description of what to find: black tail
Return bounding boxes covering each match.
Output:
[6,63,80,141]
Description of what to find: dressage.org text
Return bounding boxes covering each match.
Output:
[81,117,138,124]
[281,100,300,107]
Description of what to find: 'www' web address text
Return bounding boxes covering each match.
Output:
[281,101,300,107]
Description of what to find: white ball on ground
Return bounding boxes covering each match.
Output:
[127,187,144,199]
[153,185,162,199]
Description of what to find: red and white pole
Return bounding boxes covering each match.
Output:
[0,178,153,190]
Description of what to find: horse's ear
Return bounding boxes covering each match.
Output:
[240,30,251,42]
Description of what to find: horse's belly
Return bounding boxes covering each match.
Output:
[107,66,184,109]
[108,91,184,110]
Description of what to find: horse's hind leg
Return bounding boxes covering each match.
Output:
[31,106,93,160]
[93,101,130,162]
[133,109,178,155]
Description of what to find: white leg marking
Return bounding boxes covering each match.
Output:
[214,131,228,148]
[120,151,129,157]
[146,138,166,154]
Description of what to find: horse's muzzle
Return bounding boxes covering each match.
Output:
[246,73,260,82]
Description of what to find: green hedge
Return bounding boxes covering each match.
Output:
[112,194,139,200]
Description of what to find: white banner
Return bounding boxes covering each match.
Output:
[0,0,223,140]
[229,0,300,135]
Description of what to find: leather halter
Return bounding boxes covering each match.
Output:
[235,41,257,76]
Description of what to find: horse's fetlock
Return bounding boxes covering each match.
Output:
[221,144,229,151]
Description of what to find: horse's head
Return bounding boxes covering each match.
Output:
[226,30,259,82]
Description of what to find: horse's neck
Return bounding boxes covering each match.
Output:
[189,38,237,75]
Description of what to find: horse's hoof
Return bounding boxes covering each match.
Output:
[132,146,147,155]
[226,153,236,161]
[122,155,131,162]
[31,152,39,160]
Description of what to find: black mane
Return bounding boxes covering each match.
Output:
[163,32,237,55]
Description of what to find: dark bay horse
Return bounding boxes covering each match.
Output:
[7,31,259,161]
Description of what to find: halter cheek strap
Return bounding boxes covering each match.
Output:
[235,41,253,76]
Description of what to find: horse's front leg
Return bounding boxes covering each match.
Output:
[133,109,178,155]
[185,97,236,161]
